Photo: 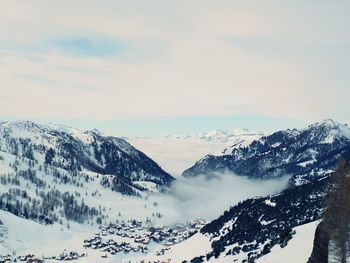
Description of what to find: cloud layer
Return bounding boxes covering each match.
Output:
[149,172,291,224]
[0,0,349,123]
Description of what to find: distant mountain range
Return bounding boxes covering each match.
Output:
[126,129,265,175]
[159,128,265,144]
[183,119,350,186]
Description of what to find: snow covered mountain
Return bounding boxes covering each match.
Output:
[139,175,329,263]
[127,129,265,176]
[0,120,173,192]
[197,177,328,262]
[167,119,350,262]
[195,129,266,155]
[183,119,350,185]
[158,128,264,145]
[0,119,346,262]
[0,120,174,229]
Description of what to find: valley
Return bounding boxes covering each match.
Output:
[0,119,349,262]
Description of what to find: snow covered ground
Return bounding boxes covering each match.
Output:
[256,220,320,263]
[0,210,88,256]
[0,209,319,263]
[0,210,140,262]
[127,220,320,263]
[129,233,212,263]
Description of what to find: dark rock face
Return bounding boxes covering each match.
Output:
[183,120,350,186]
[307,221,329,263]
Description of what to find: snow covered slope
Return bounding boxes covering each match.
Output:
[201,221,319,263]
[0,120,176,242]
[127,129,264,176]
[183,119,350,186]
[0,209,86,256]
[0,120,173,194]
[256,221,320,263]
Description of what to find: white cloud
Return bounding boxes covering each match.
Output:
[128,137,231,176]
[148,172,291,224]
[0,0,349,123]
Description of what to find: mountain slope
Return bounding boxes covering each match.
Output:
[0,120,174,230]
[183,120,350,185]
[177,120,350,262]
[256,220,320,263]
[187,176,329,262]
[0,121,173,192]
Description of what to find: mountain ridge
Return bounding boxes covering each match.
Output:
[182,119,350,186]
[0,120,174,194]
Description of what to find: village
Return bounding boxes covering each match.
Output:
[0,251,86,263]
[0,219,207,263]
[83,219,207,259]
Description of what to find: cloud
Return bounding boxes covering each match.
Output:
[0,0,349,124]
[148,172,291,225]
[128,137,230,176]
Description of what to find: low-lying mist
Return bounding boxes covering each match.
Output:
[149,171,291,225]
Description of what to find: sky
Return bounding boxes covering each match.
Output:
[0,0,349,136]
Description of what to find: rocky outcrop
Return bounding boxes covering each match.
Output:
[307,221,329,263]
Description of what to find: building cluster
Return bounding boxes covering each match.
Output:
[0,251,86,262]
[0,254,43,263]
[49,251,86,261]
[83,235,148,255]
[83,219,207,258]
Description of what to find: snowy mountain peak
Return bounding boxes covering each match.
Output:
[319,118,341,127]
[308,119,347,131]
[48,123,103,137]
[153,129,265,144]
[48,122,106,144]
[305,119,350,144]
[0,120,173,195]
[0,120,112,146]
[183,120,350,184]
[0,121,106,139]
[232,128,251,134]
[196,128,264,143]
[198,128,258,137]
[48,122,84,134]
[1,120,47,133]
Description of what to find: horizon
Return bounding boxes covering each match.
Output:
[0,116,346,138]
